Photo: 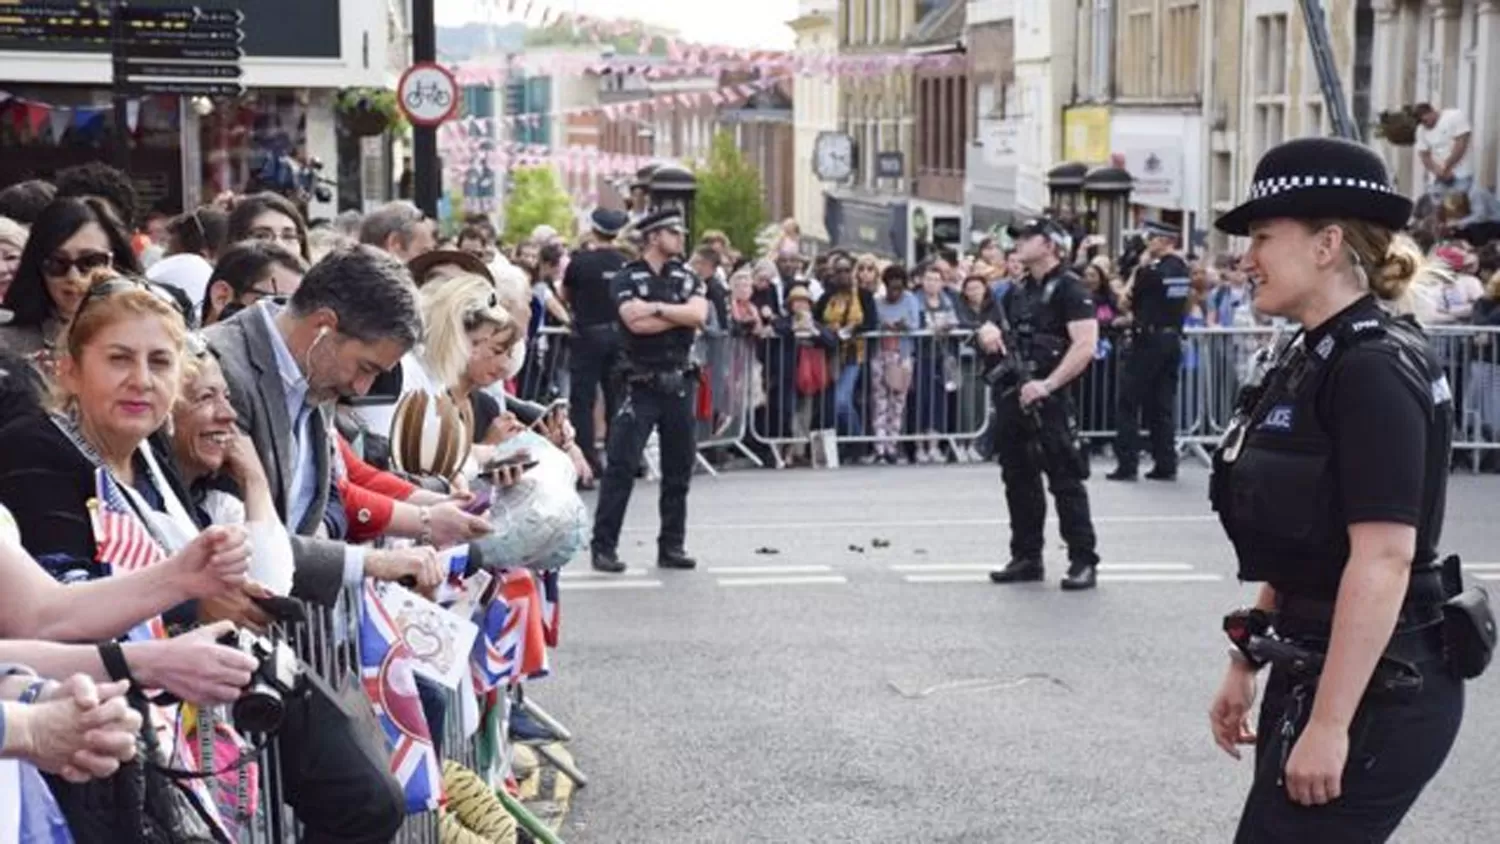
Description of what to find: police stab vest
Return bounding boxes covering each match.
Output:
[1209,307,1451,596]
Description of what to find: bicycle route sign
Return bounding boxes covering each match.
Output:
[397,61,459,127]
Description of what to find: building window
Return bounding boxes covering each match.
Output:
[1162,0,1200,98]
[1120,0,1155,97]
[1254,13,1288,97]
[1254,103,1286,161]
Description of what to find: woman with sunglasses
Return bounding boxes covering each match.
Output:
[0,197,138,365]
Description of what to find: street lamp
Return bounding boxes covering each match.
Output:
[1081,165,1135,260]
[647,164,698,236]
[1045,162,1090,217]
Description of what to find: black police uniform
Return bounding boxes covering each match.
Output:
[1112,238,1191,480]
[562,240,628,478]
[988,262,1101,586]
[590,248,706,571]
[1212,296,1463,842]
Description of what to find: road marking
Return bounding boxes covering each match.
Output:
[1463,563,1500,571]
[903,573,1224,584]
[716,575,850,588]
[888,562,1195,573]
[705,564,835,575]
[1474,573,1500,581]
[561,580,664,591]
[623,514,1220,533]
[560,569,651,580]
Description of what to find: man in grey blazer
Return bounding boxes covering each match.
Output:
[205,244,440,842]
[206,244,444,605]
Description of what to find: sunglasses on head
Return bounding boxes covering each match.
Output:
[42,251,113,278]
[69,277,184,339]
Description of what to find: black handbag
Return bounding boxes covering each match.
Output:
[1440,555,1497,680]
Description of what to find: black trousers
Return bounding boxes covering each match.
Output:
[1234,655,1464,843]
[1115,331,1182,473]
[995,393,1098,567]
[591,382,696,556]
[568,324,623,476]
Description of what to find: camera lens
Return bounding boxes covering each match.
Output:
[232,684,285,734]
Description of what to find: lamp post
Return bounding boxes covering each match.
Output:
[647,164,698,236]
[1081,166,1135,259]
[411,0,439,218]
[1045,162,1090,218]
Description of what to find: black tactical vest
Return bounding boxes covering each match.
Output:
[1209,303,1452,600]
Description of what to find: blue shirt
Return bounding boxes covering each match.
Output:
[257,305,366,586]
[875,291,922,357]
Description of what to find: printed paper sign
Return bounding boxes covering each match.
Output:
[374,583,481,690]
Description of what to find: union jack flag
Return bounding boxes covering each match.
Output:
[470,590,523,693]
[360,582,443,814]
[89,469,168,641]
[538,570,560,648]
[90,468,166,572]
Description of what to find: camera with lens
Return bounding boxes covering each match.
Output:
[217,627,305,734]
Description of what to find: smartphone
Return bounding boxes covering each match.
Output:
[481,453,540,473]
[461,485,493,515]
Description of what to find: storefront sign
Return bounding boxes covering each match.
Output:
[0,0,339,59]
[1062,106,1111,164]
[827,196,907,258]
[1113,135,1184,209]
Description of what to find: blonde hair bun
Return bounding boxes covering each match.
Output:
[1371,233,1424,304]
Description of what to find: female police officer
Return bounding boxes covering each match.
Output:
[1207,136,1465,842]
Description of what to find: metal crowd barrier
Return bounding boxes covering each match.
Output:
[520,322,1500,470]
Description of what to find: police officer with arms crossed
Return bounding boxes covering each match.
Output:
[981,218,1102,591]
[561,208,631,487]
[590,208,708,574]
[1208,137,1483,842]
[1109,219,1191,481]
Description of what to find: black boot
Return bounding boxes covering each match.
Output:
[1145,466,1177,481]
[657,548,698,570]
[988,559,1044,584]
[591,549,626,574]
[1060,562,1098,591]
[1105,467,1137,481]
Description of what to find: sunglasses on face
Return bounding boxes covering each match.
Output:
[43,251,113,278]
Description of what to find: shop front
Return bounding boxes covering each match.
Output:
[1108,110,1204,245]
[0,0,387,222]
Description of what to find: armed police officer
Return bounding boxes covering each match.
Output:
[561,208,631,486]
[1208,137,1485,842]
[1108,219,1191,481]
[982,218,1102,591]
[590,209,708,574]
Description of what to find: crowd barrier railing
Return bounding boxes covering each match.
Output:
[526,322,1500,469]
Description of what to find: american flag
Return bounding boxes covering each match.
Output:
[89,468,166,572]
[360,582,443,814]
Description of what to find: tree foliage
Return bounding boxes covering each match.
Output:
[502,166,575,245]
[692,131,767,256]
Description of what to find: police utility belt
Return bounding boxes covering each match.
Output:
[624,366,695,394]
[1217,322,1495,686]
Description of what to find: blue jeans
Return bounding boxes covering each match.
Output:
[1426,175,1473,201]
[834,363,863,437]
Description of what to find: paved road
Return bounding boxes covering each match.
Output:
[540,462,1500,843]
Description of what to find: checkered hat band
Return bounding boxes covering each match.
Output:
[1248,174,1395,200]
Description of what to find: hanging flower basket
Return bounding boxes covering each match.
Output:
[1375,107,1419,147]
[337,88,407,138]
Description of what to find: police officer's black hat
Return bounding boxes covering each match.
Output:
[636,208,687,237]
[590,208,629,238]
[1215,137,1413,236]
[1007,217,1073,253]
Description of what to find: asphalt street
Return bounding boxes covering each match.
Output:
[540,460,1500,844]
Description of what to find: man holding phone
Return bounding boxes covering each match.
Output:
[590,209,708,574]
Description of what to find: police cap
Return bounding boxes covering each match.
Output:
[1007,217,1073,254]
[590,208,629,238]
[1143,219,1181,240]
[636,208,687,237]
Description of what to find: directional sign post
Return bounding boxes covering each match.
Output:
[111,3,247,99]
